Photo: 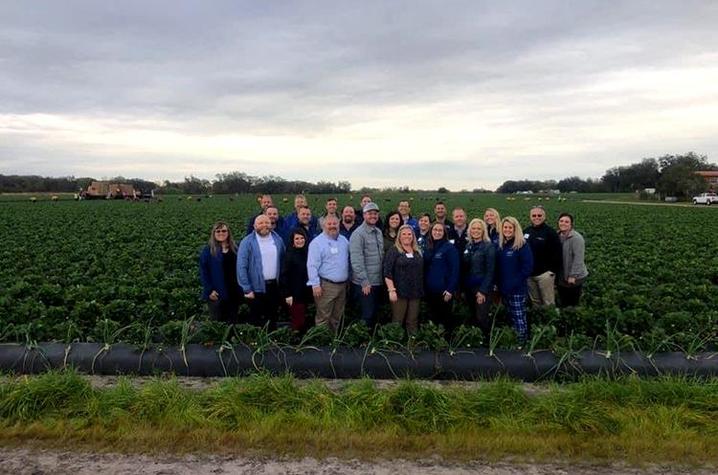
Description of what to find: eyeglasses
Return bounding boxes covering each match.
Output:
[215,229,228,234]
[531,214,544,218]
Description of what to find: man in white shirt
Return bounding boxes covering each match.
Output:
[237,214,286,329]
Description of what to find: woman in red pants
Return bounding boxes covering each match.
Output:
[280,228,313,333]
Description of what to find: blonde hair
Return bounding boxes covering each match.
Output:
[468,218,490,243]
[394,224,420,254]
[499,216,526,250]
[484,208,501,227]
[208,221,237,257]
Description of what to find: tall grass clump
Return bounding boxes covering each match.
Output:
[85,377,138,425]
[453,378,529,427]
[0,370,91,421]
[133,377,204,428]
[384,380,456,432]
[334,378,387,431]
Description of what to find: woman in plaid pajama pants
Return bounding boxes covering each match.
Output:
[496,217,534,344]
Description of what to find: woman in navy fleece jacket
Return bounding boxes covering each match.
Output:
[423,221,460,334]
[497,216,534,344]
[198,221,242,323]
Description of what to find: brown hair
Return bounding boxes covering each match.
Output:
[208,221,236,257]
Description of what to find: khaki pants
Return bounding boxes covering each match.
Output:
[527,271,556,307]
[391,298,421,335]
[314,280,347,333]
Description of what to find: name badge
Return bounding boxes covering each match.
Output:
[449,239,455,244]
[524,233,530,239]
[406,252,414,258]
[330,246,339,254]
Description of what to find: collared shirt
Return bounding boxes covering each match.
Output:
[401,215,418,232]
[256,233,278,280]
[306,232,350,287]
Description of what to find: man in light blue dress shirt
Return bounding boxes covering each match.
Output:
[307,215,350,333]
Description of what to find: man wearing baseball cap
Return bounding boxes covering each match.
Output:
[349,202,385,327]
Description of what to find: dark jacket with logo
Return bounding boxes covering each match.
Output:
[525,223,562,276]
[424,239,460,294]
[497,239,534,295]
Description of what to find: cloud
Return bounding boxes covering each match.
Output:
[1,1,717,189]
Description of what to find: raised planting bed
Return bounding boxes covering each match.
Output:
[2,342,718,381]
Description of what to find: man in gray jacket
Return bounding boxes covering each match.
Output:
[349,202,385,327]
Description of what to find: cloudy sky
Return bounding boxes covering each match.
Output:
[1,1,717,190]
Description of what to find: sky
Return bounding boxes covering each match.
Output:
[1,1,717,190]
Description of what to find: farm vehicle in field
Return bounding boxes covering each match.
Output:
[81,181,142,200]
[692,193,718,205]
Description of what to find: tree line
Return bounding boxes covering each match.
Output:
[496,152,717,198]
[0,172,351,195]
[1,152,714,197]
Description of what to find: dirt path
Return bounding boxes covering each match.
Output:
[581,199,715,208]
[0,447,711,475]
[79,375,549,394]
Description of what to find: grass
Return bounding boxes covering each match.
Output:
[1,371,718,466]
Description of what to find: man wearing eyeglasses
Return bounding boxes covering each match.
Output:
[524,206,562,307]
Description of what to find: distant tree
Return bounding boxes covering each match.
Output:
[213,171,252,194]
[337,181,352,193]
[656,153,716,198]
[601,158,660,192]
[495,180,557,193]
[437,186,450,194]
[181,175,210,194]
[557,176,606,193]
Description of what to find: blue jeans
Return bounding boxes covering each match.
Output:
[352,283,383,327]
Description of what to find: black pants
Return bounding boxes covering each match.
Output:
[466,290,492,340]
[426,292,454,334]
[558,284,583,308]
[207,299,241,324]
[248,282,280,330]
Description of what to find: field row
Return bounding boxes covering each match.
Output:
[2,194,717,349]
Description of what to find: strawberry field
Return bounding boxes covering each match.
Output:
[1,194,718,355]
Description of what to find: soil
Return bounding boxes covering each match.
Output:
[78,375,550,396]
[0,448,711,475]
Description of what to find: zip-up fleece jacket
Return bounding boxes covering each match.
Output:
[559,229,589,284]
[524,223,562,276]
[424,239,460,294]
[237,231,285,294]
[349,222,384,286]
[199,246,231,301]
[497,239,534,295]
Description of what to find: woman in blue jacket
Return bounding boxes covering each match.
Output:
[497,216,534,344]
[424,221,460,333]
[463,218,496,340]
[199,221,242,323]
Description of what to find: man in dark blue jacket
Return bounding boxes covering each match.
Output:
[397,200,418,231]
[284,194,319,239]
[245,194,274,236]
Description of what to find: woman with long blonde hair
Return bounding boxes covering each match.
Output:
[463,218,496,339]
[496,217,533,344]
[383,225,424,334]
[483,208,501,245]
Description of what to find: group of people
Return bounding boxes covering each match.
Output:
[199,194,588,343]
